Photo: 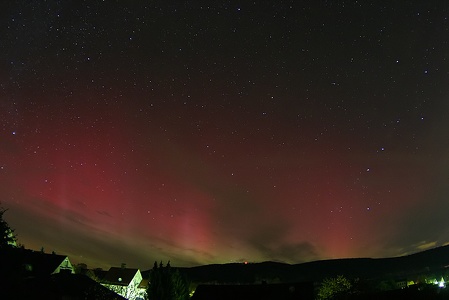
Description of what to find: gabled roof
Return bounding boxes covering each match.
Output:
[3,273,127,300]
[0,248,72,278]
[103,267,141,286]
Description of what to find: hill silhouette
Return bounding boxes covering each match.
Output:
[175,245,449,284]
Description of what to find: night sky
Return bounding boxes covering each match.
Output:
[1,1,449,270]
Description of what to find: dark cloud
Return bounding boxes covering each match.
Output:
[244,219,319,263]
[274,242,320,263]
[384,163,449,255]
[249,238,319,264]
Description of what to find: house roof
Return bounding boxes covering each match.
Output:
[3,273,127,300]
[0,248,72,279]
[103,267,141,286]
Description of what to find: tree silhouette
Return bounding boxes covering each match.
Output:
[170,269,189,300]
[317,275,352,300]
[0,204,17,249]
[148,261,189,300]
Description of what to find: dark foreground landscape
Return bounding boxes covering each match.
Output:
[2,244,449,299]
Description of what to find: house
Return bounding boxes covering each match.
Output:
[9,273,127,299]
[191,281,315,300]
[0,248,122,299]
[102,266,147,300]
[0,247,74,280]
